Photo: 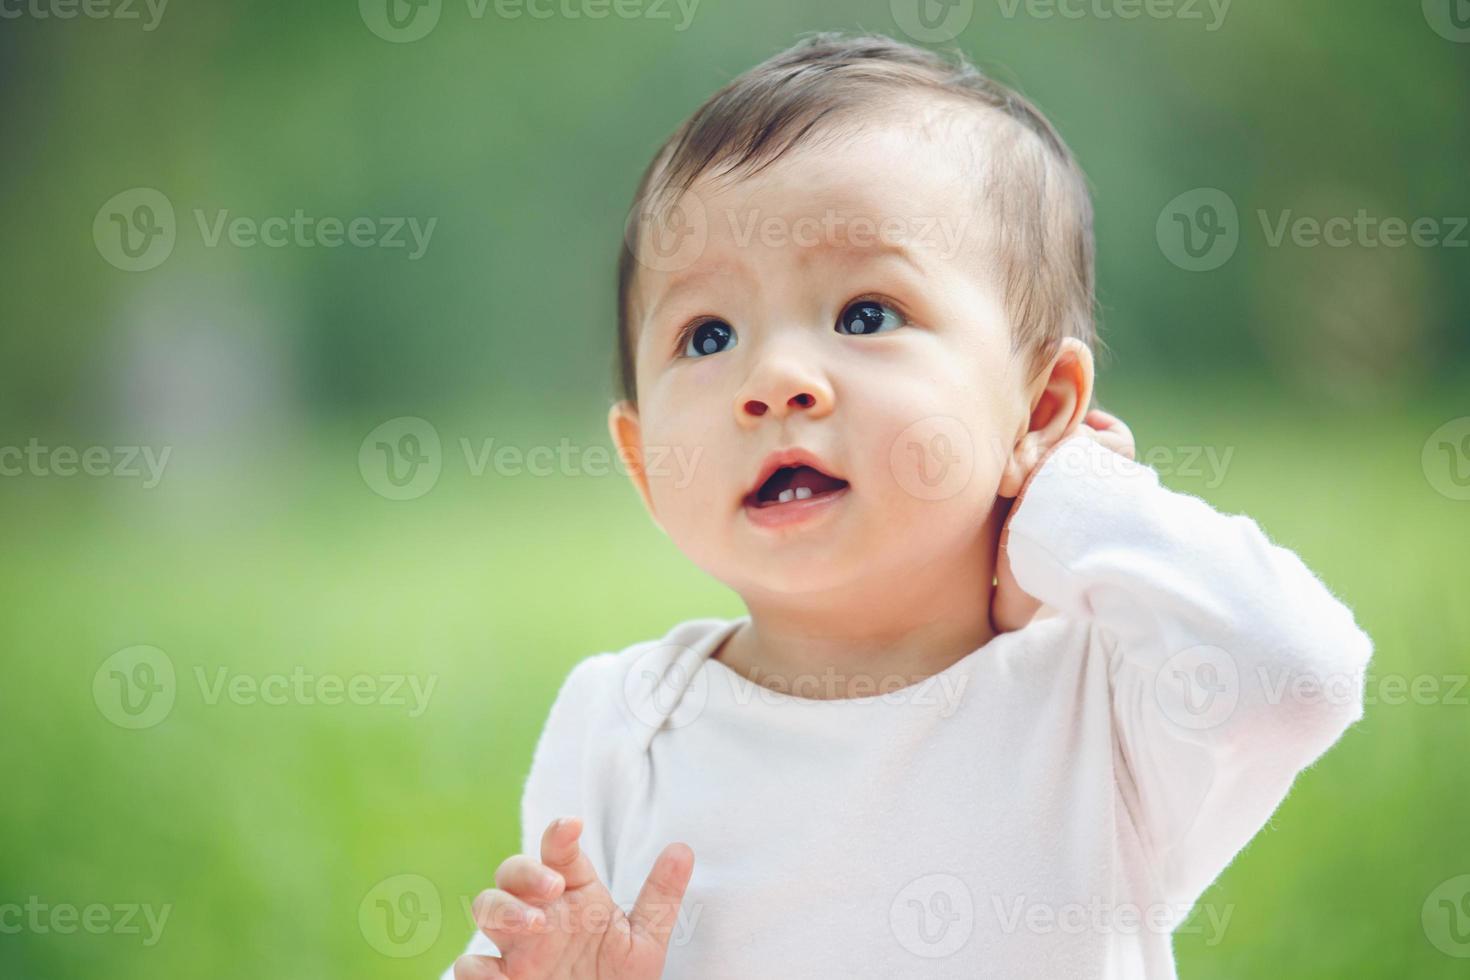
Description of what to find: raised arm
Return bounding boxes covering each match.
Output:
[1003,434,1372,911]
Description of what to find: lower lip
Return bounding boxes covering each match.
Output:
[742,485,850,529]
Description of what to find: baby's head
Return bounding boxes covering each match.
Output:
[610,32,1098,602]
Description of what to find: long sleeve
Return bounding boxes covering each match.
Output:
[1005,434,1372,912]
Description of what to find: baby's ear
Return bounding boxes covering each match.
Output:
[999,339,1095,497]
[607,400,664,532]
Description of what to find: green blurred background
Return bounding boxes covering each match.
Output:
[2,1,1468,977]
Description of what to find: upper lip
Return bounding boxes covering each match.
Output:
[743,448,847,505]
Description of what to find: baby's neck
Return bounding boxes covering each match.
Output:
[717,549,998,700]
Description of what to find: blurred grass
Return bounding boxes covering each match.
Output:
[1,384,1466,978]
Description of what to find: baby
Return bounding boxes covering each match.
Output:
[444,32,1371,979]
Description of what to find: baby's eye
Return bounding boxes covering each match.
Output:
[681,319,737,357]
[835,299,904,336]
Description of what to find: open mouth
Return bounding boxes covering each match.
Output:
[744,464,851,509]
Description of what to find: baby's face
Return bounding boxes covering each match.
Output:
[619,122,1033,598]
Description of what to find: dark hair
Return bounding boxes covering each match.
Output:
[615,31,1096,405]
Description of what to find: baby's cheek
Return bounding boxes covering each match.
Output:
[880,413,994,507]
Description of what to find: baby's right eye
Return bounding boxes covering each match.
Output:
[680,319,737,358]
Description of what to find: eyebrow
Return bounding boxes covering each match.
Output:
[641,262,750,334]
[642,236,928,330]
[793,235,928,275]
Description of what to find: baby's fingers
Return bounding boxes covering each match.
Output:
[494,853,565,904]
[453,953,509,980]
[540,816,601,890]
[471,887,547,951]
[1083,409,1135,460]
[627,842,695,949]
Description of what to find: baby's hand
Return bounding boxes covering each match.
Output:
[454,817,694,980]
[990,409,1135,633]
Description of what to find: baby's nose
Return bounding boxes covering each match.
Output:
[743,391,817,418]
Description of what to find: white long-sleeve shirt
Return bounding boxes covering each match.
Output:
[445,435,1371,978]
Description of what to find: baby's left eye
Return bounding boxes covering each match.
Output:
[835,299,905,336]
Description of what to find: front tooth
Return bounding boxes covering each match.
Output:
[777,489,795,503]
[794,486,813,500]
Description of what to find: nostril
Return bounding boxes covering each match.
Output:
[744,400,768,416]
[790,393,814,409]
